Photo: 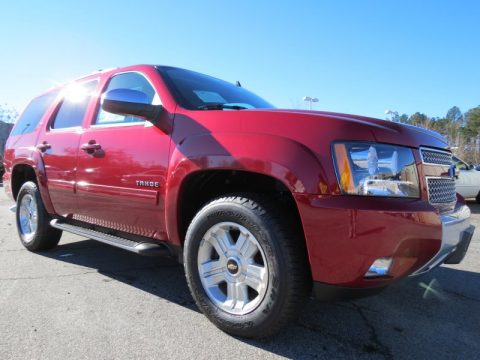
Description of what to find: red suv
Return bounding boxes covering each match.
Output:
[3,65,474,338]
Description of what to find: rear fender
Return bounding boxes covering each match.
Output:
[11,150,56,214]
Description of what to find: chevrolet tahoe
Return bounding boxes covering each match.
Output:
[3,64,475,338]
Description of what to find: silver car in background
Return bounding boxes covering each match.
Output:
[453,156,480,203]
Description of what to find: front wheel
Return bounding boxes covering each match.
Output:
[184,195,310,338]
[16,181,62,251]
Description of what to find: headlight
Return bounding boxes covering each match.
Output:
[333,142,420,198]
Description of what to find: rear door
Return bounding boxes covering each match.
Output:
[38,80,98,216]
[74,71,171,239]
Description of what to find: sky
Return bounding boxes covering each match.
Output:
[0,0,479,119]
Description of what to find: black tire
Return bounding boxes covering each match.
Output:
[184,194,311,338]
[476,191,480,204]
[16,181,62,251]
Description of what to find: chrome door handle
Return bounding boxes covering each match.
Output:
[80,140,104,157]
[81,140,102,152]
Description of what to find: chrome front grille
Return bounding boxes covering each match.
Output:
[426,177,457,204]
[420,148,452,166]
[420,147,456,207]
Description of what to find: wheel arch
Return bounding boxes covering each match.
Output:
[11,153,56,214]
[164,132,323,248]
[175,169,305,246]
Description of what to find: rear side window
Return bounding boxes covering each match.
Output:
[51,80,98,129]
[10,91,59,136]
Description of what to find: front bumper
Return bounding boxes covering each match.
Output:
[410,204,474,276]
[295,194,474,289]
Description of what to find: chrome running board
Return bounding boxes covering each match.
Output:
[50,219,171,257]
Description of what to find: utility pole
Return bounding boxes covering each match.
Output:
[303,96,319,110]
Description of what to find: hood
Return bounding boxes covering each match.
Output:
[180,107,448,151]
[255,109,448,149]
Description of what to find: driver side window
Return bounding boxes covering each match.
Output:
[96,72,159,125]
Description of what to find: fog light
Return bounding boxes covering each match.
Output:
[364,257,393,277]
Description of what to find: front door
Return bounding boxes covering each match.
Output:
[74,71,171,239]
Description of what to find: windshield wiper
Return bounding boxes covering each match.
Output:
[197,103,248,110]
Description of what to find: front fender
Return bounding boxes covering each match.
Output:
[164,132,327,246]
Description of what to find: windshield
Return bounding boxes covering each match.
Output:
[157,66,274,110]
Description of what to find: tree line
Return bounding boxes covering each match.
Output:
[0,105,17,159]
[385,105,480,164]
[0,104,18,124]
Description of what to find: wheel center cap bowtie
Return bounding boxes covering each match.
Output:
[227,259,239,275]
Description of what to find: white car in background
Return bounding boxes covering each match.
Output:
[453,156,480,203]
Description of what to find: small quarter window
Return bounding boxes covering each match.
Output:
[10,91,59,136]
[51,80,98,130]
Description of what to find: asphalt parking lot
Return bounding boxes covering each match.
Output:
[0,187,478,360]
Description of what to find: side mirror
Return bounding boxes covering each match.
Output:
[102,89,162,122]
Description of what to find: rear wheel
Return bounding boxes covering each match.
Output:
[16,181,62,251]
[184,194,310,338]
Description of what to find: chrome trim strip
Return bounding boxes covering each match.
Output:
[419,146,451,155]
[90,121,145,129]
[48,126,84,133]
[410,204,471,276]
